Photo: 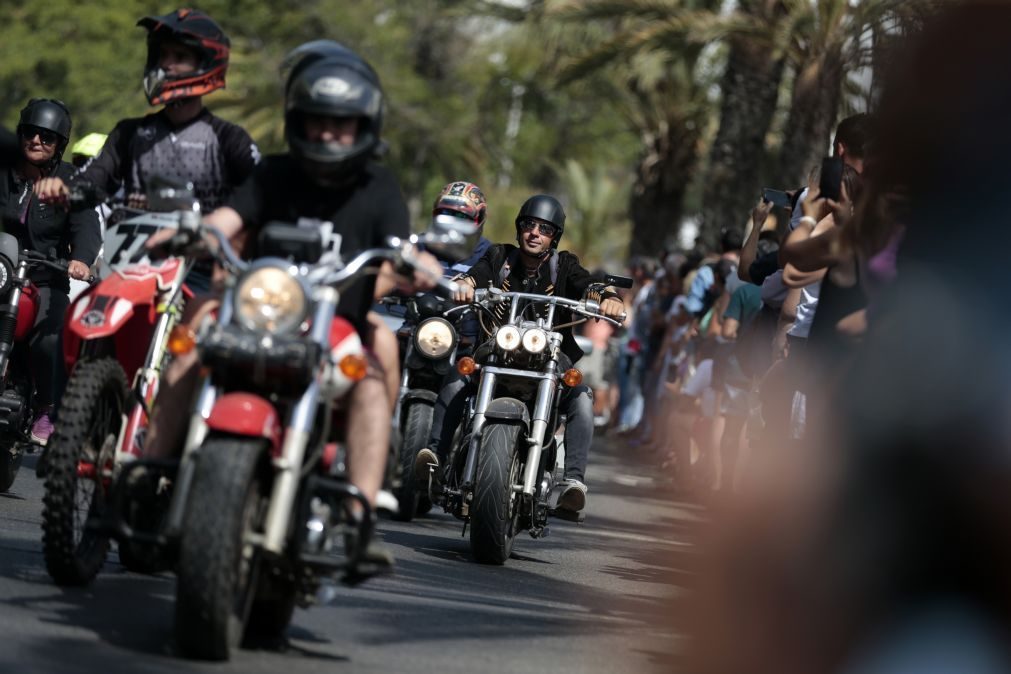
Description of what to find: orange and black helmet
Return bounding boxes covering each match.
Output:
[137,8,230,106]
[433,181,487,227]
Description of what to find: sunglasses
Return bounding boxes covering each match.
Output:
[20,126,59,147]
[518,219,558,238]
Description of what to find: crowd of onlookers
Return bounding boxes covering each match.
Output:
[653,3,1011,672]
[589,111,881,498]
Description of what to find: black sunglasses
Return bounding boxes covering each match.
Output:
[518,219,558,238]
[20,126,59,147]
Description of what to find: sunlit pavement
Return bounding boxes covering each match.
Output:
[0,437,697,674]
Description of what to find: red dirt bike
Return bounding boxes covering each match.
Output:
[41,183,202,585]
[0,234,83,493]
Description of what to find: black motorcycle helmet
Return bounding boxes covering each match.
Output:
[16,98,72,168]
[515,194,566,250]
[137,8,230,106]
[281,40,384,187]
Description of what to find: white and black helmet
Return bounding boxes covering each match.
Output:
[281,40,384,186]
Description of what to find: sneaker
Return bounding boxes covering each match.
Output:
[414,448,439,483]
[556,479,588,513]
[30,411,55,446]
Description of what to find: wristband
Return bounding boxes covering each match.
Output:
[798,216,818,228]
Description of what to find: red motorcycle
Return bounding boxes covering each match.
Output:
[0,234,79,492]
[168,217,468,659]
[41,186,200,585]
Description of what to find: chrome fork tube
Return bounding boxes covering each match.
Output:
[522,376,557,497]
[0,265,27,379]
[263,289,334,554]
[461,371,497,487]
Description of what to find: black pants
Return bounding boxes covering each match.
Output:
[428,368,595,483]
[31,285,69,411]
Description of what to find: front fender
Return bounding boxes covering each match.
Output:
[402,388,438,405]
[205,393,282,455]
[484,397,530,433]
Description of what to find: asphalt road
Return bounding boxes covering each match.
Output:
[0,440,697,674]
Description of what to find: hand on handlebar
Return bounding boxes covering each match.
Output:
[67,260,90,281]
[599,297,626,323]
[452,276,475,304]
[33,177,70,208]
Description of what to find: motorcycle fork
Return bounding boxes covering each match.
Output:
[0,267,27,380]
[116,291,182,462]
[459,370,498,493]
[262,288,335,555]
[521,365,558,500]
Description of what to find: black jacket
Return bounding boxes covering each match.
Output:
[0,162,101,291]
[462,244,617,364]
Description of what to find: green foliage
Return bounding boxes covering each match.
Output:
[0,0,940,263]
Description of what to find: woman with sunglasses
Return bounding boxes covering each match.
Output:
[0,98,101,446]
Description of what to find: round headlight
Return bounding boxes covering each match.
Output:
[235,265,307,334]
[0,258,11,296]
[415,318,456,358]
[495,325,521,351]
[521,328,547,354]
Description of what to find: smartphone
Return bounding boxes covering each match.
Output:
[818,156,843,202]
[761,188,791,208]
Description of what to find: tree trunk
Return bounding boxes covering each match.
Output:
[628,117,700,257]
[699,1,786,247]
[774,46,846,190]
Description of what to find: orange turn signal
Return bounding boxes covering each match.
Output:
[339,354,368,381]
[167,325,197,355]
[457,356,477,376]
[562,368,583,387]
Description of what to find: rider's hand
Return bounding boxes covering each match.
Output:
[145,227,176,251]
[126,192,148,210]
[410,250,443,292]
[600,297,625,322]
[453,276,475,304]
[67,260,90,280]
[33,177,69,208]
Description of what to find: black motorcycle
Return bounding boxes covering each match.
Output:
[385,292,468,520]
[424,276,629,564]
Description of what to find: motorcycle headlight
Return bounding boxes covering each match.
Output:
[415,318,456,358]
[521,328,547,354]
[0,257,12,296]
[235,265,307,334]
[495,325,521,351]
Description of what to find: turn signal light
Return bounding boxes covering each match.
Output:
[339,354,368,381]
[562,368,583,387]
[167,325,197,355]
[457,357,477,376]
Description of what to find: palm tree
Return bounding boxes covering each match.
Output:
[552,0,722,256]
[700,0,788,245]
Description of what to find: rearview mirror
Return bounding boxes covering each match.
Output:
[594,273,633,289]
[421,213,481,262]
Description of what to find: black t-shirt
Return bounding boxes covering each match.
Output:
[228,154,410,331]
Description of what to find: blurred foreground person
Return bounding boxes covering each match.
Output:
[683,3,1011,673]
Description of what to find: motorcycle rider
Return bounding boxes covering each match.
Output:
[0,99,101,445]
[145,40,442,565]
[416,195,624,513]
[34,8,259,291]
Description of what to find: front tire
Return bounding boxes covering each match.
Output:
[470,422,523,565]
[42,358,128,585]
[392,399,434,522]
[175,436,270,660]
